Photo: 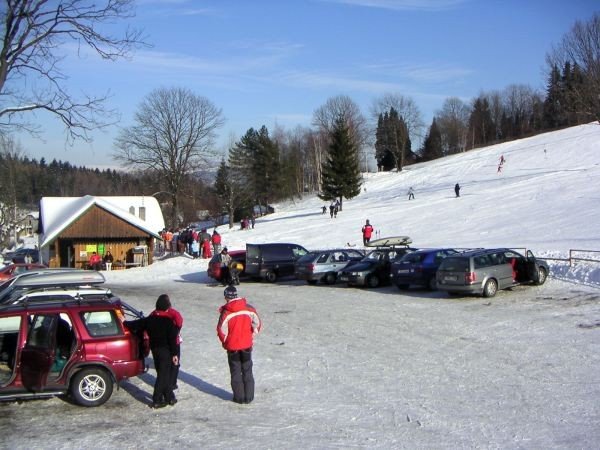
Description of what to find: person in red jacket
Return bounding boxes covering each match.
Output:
[211,229,222,255]
[361,219,374,246]
[216,285,262,404]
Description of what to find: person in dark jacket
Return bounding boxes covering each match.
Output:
[454,183,461,197]
[125,294,179,408]
[217,285,262,404]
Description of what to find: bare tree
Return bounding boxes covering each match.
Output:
[114,87,224,227]
[436,97,470,154]
[546,13,600,121]
[0,0,145,142]
[312,95,369,147]
[370,93,425,144]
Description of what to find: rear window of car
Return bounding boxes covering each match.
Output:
[246,245,260,260]
[80,310,122,337]
[439,257,470,272]
[401,253,426,264]
[298,252,318,264]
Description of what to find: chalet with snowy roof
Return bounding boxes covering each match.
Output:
[38,196,165,269]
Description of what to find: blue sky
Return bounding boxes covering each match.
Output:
[15,0,599,168]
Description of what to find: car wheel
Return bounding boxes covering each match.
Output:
[427,277,437,291]
[307,280,318,285]
[536,267,548,285]
[366,275,380,288]
[482,279,498,298]
[265,271,277,283]
[325,272,337,285]
[396,283,409,290]
[70,368,113,407]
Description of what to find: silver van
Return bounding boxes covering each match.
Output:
[436,248,548,297]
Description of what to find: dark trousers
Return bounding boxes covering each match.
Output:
[227,349,254,403]
[152,346,175,405]
[170,344,180,392]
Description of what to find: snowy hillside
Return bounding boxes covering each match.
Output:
[206,123,600,284]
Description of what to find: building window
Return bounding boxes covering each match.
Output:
[129,206,135,215]
[139,206,146,221]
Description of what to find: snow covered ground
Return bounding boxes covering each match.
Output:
[1,124,600,449]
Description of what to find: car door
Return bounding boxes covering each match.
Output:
[525,250,540,283]
[20,314,59,392]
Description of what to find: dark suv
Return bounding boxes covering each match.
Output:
[0,297,146,406]
[391,248,458,290]
[436,248,549,297]
[245,243,308,282]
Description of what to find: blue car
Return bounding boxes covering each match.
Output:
[391,248,458,290]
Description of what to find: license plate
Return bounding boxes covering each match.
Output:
[339,276,348,281]
[397,269,409,274]
[444,275,457,281]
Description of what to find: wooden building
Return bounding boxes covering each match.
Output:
[38,196,164,269]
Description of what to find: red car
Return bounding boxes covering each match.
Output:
[207,250,246,284]
[0,263,47,280]
[0,296,147,406]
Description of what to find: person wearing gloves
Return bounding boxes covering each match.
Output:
[216,285,262,404]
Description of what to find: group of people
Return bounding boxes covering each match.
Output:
[321,200,341,218]
[240,215,256,230]
[160,227,224,259]
[125,287,261,408]
[87,250,114,270]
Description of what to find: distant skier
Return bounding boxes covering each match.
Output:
[497,164,503,174]
[362,220,374,246]
[329,202,335,218]
[322,205,327,214]
[454,183,460,197]
[407,187,415,200]
[499,154,505,165]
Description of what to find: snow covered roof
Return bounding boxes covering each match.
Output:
[38,196,165,248]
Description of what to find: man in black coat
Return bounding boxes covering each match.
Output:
[125,295,179,408]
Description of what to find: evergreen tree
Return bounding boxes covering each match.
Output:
[467,97,496,148]
[318,117,362,210]
[375,112,394,171]
[420,119,443,162]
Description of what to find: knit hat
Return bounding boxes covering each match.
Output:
[156,294,171,311]
[224,285,237,300]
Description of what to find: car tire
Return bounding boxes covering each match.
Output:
[307,280,318,285]
[265,271,277,283]
[536,267,548,285]
[70,367,113,407]
[482,279,498,298]
[427,277,437,291]
[396,283,409,290]
[366,275,379,288]
[324,272,337,285]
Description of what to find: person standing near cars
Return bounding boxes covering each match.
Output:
[219,247,232,285]
[149,294,183,395]
[362,219,374,246]
[125,294,179,408]
[217,285,262,404]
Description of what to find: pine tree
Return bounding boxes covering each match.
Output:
[318,117,362,210]
[420,119,443,162]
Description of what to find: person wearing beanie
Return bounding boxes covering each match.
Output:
[125,294,179,408]
[150,294,184,397]
[216,285,262,404]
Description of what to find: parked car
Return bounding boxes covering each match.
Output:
[294,248,365,285]
[339,237,415,288]
[245,243,308,282]
[0,296,147,406]
[0,270,105,305]
[436,248,549,297]
[207,250,247,284]
[3,248,40,264]
[391,248,458,290]
[0,263,48,280]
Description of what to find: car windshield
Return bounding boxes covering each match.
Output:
[364,250,387,261]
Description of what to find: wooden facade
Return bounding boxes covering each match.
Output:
[46,205,156,269]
